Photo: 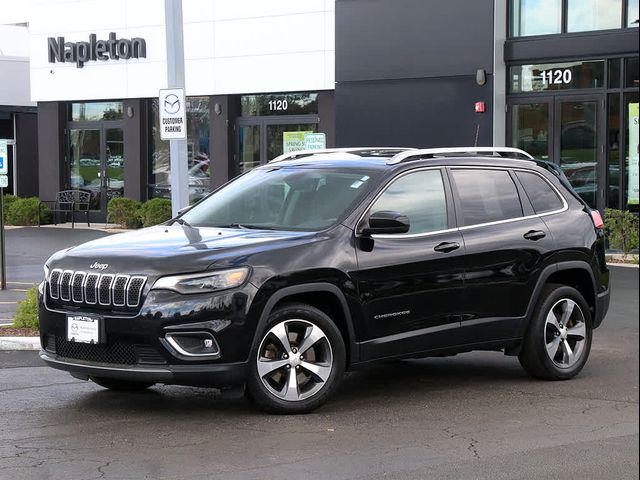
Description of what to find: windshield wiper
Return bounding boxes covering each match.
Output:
[172,217,194,228]
[209,223,277,230]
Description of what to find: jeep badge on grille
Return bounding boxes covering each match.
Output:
[89,262,109,271]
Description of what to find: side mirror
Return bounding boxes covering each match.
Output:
[361,211,410,235]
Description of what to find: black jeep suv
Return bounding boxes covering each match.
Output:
[39,147,610,413]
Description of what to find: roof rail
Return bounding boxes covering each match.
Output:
[386,147,534,165]
[269,147,415,164]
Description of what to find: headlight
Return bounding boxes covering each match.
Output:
[151,267,250,294]
[43,264,50,281]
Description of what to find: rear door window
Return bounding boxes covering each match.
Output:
[515,171,564,214]
[451,169,523,226]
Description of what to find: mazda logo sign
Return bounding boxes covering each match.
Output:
[164,94,181,115]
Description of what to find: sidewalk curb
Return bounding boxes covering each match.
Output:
[606,263,639,269]
[0,337,40,351]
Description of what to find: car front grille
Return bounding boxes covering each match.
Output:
[48,269,146,311]
[51,335,166,365]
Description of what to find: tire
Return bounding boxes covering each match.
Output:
[246,302,346,414]
[90,376,154,391]
[519,284,593,380]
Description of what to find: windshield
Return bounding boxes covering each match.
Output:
[180,166,379,231]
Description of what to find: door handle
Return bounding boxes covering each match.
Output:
[434,241,460,253]
[523,230,546,241]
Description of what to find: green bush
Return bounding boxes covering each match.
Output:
[604,208,639,254]
[139,198,172,227]
[14,286,39,329]
[108,197,142,228]
[5,197,50,226]
[2,194,17,223]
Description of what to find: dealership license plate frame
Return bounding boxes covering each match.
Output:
[66,314,102,344]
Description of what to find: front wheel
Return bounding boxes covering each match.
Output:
[246,303,346,414]
[90,376,154,391]
[519,284,592,380]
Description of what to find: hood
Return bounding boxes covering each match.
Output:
[46,225,317,276]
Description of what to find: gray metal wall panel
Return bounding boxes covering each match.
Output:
[37,102,65,202]
[336,76,494,148]
[336,0,495,82]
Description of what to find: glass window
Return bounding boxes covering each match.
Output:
[559,101,599,207]
[451,169,523,226]
[510,103,550,159]
[625,57,639,87]
[509,61,605,93]
[510,0,562,36]
[608,93,621,209]
[516,171,564,213]
[567,0,623,32]
[268,123,318,160]
[149,97,210,203]
[70,102,123,121]
[68,128,101,209]
[181,167,379,231]
[609,58,621,88]
[627,0,639,26]
[624,93,639,210]
[370,170,448,235]
[240,93,318,116]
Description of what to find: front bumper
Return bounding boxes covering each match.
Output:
[40,351,248,387]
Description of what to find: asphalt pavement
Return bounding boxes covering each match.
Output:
[0,227,112,323]
[0,265,637,480]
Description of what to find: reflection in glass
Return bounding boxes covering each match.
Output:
[149,97,210,203]
[628,0,639,26]
[370,170,447,234]
[511,103,550,159]
[567,0,622,32]
[608,94,621,209]
[71,102,123,121]
[241,93,318,116]
[625,57,639,87]
[267,123,318,160]
[451,170,523,226]
[106,128,125,203]
[509,61,605,93]
[69,129,101,209]
[559,101,598,207]
[510,0,562,36]
[238,125,261,174]
[608,58,621,88]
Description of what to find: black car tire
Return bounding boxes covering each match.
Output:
[246,303,346,414]
[90,376,155,391]
[519,284,593,380]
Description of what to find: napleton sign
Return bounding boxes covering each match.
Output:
[47,32,147,68]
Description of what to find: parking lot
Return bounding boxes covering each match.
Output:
[0,228,638,480]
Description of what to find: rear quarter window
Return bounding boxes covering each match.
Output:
[515,171,564,214]
[451,169,523,226]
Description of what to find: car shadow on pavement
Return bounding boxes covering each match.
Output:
[65,352,528,417]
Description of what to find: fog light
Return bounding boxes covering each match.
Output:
[164,331,220,359]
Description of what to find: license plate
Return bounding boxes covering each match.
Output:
[67,315,101,344]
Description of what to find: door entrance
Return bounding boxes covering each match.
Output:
[509,95,605,209]
[237,115,319,174]
[68,123,124,218]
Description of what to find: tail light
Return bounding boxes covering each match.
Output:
[590,210,604,230]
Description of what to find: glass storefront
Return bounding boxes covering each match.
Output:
[149,97,210,203]
[67,101,125,214]
[237,92,320,174]
[508,57,639,211]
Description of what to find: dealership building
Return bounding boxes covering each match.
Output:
[8,0,639,220]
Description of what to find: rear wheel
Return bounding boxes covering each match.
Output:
[90,377,154,391]
[519,284,592,380]
[246,303,345,414]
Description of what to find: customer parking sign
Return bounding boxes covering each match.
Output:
[0,140,7,175]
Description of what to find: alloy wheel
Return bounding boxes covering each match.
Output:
[544,298,587,368]
[257,319,333,402]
